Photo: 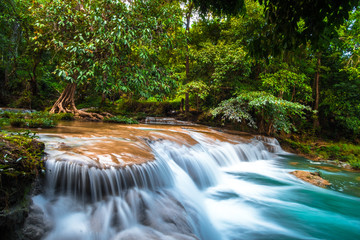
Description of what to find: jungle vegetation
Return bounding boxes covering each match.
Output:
[1,0,359,141]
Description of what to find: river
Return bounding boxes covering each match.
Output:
[25,121,360,240]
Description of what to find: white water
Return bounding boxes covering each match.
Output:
[28,124,360,240]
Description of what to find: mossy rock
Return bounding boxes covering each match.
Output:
[0,132,45,239]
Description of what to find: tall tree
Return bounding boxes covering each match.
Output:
[184,1,194,113]
[32,0,183,118]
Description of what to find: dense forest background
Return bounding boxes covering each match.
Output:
[1,0,359,141]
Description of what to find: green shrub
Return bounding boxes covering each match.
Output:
[10,118,27,128]
[135,112,147,120]
[55,113,75,121]
[103,115,139,124]
[0,111,14,118]
[348,158,360,169]
[7,111,58,128]
[212,91,312,135]
[27,118,57,128]
[0,118,10,128]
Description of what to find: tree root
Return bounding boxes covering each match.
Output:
[75,110,104,121]
[49,83,114,121]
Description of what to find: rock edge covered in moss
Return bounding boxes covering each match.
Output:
[0,131,45,239]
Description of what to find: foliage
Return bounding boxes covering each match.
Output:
[0,111,58,128]
[212,91,312,134]
[193,0,358,54]
[179,81,209,99]
[0,131,44,177]
[260,64,312,102]
[193,41,251,89]
[0,0,58,109]
[31,0,185,101]
[281,138,360,169]
[193,0,245,16]
[0,0,360,143]
[0,129,44,211]
[256,0,359,55]
[103,116,138,124]
[188,13,257,107]
[55,112,75,121]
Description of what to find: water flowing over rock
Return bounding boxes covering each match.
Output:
[23,122,360,240]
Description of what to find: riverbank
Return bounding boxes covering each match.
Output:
[278,136,360,171]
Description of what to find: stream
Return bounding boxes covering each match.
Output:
[25,122,360,240]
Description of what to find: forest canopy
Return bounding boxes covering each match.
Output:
[1,0,360,139]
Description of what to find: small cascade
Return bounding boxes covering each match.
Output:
[148,137,279,189]
[253,135,283,153]
[150,141,220,189]
[45,158,174,202]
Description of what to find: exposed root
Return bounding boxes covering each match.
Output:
[75,110,104,120]
[49,83,113,121]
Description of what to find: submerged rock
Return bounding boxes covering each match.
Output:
[290,170,331,188]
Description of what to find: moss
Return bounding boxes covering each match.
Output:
[55,112,75,121]
[0,131,45,210]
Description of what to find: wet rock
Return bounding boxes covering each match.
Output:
[111,226,198,240]
[0,206,28,240]
[144,117,196,126]
[22,202,51,240]
[290,170,331,188]
[111,226,168,240]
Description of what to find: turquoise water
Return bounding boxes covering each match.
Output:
[204,154,360,240]
[280,154,360,197]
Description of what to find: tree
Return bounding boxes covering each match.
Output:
[0,0,39,107]
[185,1,264,109]
[193,0,359,53]
[184,1,194,114]
[318,6,360,138]
[32,0,184,118]
[260,63,312,102]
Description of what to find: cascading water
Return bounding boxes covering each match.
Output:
[24,122,360,240]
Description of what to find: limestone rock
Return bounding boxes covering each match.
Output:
[290,170,331,188]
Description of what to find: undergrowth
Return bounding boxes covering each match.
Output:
[0,111,75,128]
[103,115,139,124]
[281,138,360,169]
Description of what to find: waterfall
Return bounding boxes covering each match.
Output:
[24,123,360,240]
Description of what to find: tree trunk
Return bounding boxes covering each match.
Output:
[184,2,193,114]
[314,57,321,111]
[180,98,184,113]
[313,53,321,128]
[291,85,296,102]
[50,82,105,120]
[50,83,77,114]
[101,92,106,107]
[29,54,42,98]
[196,95,199,112]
